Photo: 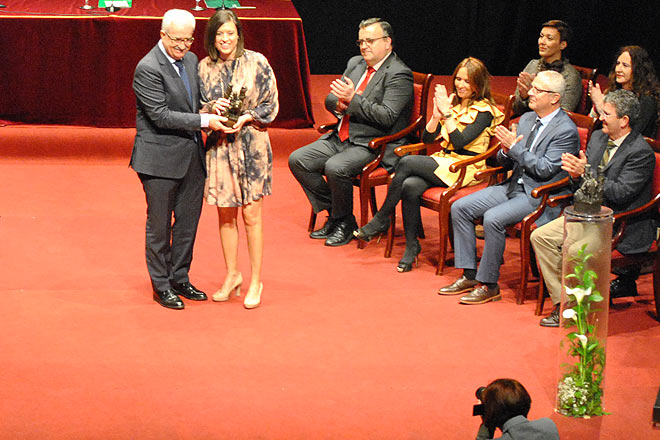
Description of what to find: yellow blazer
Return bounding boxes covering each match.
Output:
[431,99,504,186]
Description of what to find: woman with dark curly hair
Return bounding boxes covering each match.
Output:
[589,45,660,137]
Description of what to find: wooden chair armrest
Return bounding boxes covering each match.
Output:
[474,166,504,181]
[369,115,424,150]
[449,142,502,173]
[394,142,427,156]
[530,177,570,199]
[317,121,338,134]
[546,194,574,208]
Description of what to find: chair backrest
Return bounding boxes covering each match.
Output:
[644,137,660,214]
[573,65,598,82]
[410,72,433,138]
[491,92,514,130]
[566,111,597,151]
[572,66,598,115]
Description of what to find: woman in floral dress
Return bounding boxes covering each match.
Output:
[199,9,278,309]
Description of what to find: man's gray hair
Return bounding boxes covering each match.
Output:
[162,9,196,32]
[536,70,566,98]
[359,18,393,40]
[604,89,641,126]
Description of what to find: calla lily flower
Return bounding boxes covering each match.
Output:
[576,334,588,347]
[565,286,591,304]
[562,308,577,320]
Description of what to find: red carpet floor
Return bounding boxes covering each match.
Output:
[1,76,659,439]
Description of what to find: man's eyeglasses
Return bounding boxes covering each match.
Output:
[166,33,195,45]
[355,36,388,47]
[530,85,557,95]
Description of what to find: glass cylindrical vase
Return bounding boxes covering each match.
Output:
[556,206,613,418]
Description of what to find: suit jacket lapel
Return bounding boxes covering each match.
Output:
[361,54,393,99]
[157,49,194,112]
[529,111,562,154]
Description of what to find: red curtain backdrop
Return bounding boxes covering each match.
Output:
[0,1,314,128]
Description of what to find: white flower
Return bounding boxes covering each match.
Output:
[565,286,592,304]
[576,334,588,347]
[562,308,577,320]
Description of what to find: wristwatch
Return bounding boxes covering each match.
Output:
[443,111,452,119]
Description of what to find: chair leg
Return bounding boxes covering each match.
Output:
[307,207,317,233]
[369,187,378,216]
[517,229,531,305]
[384,211,395,258]
[535,272,547,316]
[437,211,447,276]
[654,257,660,321]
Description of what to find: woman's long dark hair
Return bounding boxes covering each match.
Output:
[450,57,494,107]
[607,46,660,102]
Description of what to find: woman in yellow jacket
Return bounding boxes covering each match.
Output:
[355,57,503,272]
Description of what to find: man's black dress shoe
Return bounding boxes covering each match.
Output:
[172,282,207,301]
[610,276,638,299]
[540,303,560,327]
[325,220,357,246]
[310,216,337,239]
[153,289,185,309]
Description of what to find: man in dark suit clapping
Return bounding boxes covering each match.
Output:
[288,18,413,247]
[131,9,225,309]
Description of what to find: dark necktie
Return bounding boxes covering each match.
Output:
[508,118,543,195]
[338,66,376,142]
[174,59,193,105]
[600,140,617,167]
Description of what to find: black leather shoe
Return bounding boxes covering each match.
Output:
[153,289,185,309]
[325,220,357,246]
[310,216,337,239]
[610,276,638,299]
[540,303,560,327]
[172,282,207,301]
[438,275,479,295]
[459,285,501,305]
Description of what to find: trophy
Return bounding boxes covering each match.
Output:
[574,164,605,214]
[221,85,247,125]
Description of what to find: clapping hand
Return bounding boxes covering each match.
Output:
[431,84,455,120]
[561,150,587,179]
[517,72,535,99]
[588,81,605,114]
[330,76,356,106]
[494,123,523,153]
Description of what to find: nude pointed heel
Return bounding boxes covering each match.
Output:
[212,273,243,302]
[243,282,263,309]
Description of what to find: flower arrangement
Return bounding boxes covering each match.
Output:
[556,244,607,417]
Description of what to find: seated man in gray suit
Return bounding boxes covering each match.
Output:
[439,70,580,304]
[532,89,656,326]
[513,19,582,116]
[131,9,225,310]
[288,18,413,247]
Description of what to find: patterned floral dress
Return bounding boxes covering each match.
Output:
[199,49,279,207]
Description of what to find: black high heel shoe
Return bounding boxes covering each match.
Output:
[353,218,390,242]
[397,240,421,273]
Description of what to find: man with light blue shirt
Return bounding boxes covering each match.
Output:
[130,9,225,310]
[438,70,580,305]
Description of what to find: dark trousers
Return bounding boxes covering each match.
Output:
[138,155,205,292]
[288,134,375,220]
[373,155,444,244]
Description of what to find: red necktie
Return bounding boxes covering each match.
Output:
[338,67,376,142]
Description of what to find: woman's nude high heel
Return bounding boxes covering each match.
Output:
[212,273,243,302]
[244,282,263,309]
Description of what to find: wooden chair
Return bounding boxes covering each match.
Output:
[384,93,515,274]
[536,137,660,319]
[307,72,433,250]
[471,111,596,304]
[572,65,598,115]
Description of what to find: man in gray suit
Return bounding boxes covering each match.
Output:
[532,89,656,326]
[131,9,224,309]
[288,18,413,247]
[439,70,579,304]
